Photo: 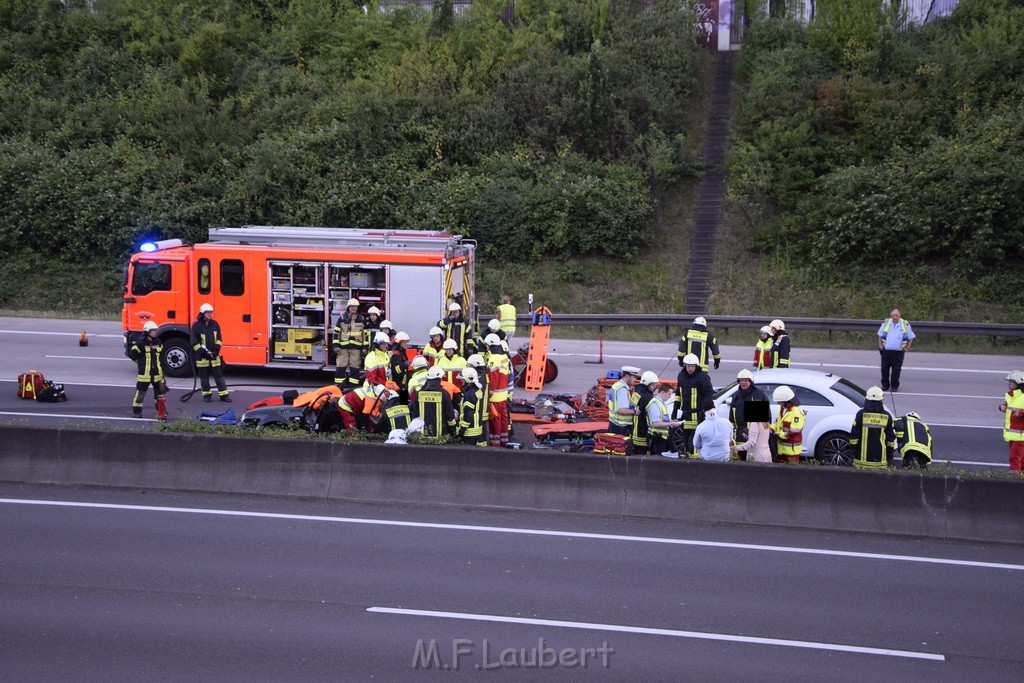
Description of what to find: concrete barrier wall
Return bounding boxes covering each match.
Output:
[1,425,1021,545]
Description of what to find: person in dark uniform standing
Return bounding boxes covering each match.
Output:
[130,321,167,419]
[678,316,721,372]
[849,386,895,469]
[191,303,230,402]
[674,354,714,457]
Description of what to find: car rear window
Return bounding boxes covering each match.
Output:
[714,381,738,400]
[831,378,867,408]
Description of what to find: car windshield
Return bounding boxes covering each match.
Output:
[831,377,867,408]
[714,381,738,400]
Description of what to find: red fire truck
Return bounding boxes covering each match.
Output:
[122,226,476,377]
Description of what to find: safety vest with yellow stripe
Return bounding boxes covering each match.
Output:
[497,303,517,335]
[649,398,671,440]
[881,318,910,350]
[1004,389,1024,442]
[754,338,772,370]
[895,416,932,461]
[850,409,894,469]
[774,403,804,457]
[607,380,633,429]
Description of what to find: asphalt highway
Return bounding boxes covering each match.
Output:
[0,317,1014,467]
[1,484,1022,681]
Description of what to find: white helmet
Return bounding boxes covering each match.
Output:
[411,355,428,370]
[426,365,444,379]
[448,302,461,311]
[694,316,707,326]
[1006,370,1024,384]
[770,319,785,331]
[374,332,390,346]
[467,354,486,367]
[639,371,659,386]
[488,319,501,331]
[737,369,754,381]
[380,319,393,330]
[759,325,771,335]
[905,411,922,421]
[199,303,213,313]
[682,353,700,367]
[500,341,509,352]
[442,339,458,351]
[459,367,478,383]
[395,331,410,343]
[429,326,444,337]
[484,333,501,347]
[367,306,381,315]
[346,298,359,307]
[143,321,158,332]
[370,384,386,396]
[865,386,885,401]
[772,385,795,402]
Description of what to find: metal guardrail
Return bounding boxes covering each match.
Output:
[514,314,1024,338]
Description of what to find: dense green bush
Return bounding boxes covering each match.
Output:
[0,0,700,278]
[729,0,1024,306]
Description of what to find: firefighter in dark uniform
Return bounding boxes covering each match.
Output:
[411,365,457,438]
[678,316,721,372]
[674,353,714,457]
[457,367,487,447]
[333,298,365,388]
[440,302,471,356]
[729,368,768,459]
[770,319,791,368]
[849,386,896,469]
[389,331,413,403]
[895,411,933,470]
[191,303,230,402]
[630,371,660,455]
[382,388,412,433]
[130,320,167,419]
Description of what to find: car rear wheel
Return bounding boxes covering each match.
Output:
[816,431,854,466]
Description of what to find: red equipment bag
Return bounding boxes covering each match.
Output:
[17,370,46,400]
[592,432,629,456]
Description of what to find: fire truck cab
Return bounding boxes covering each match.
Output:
[122,226,476,377]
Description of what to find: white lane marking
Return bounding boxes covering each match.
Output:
[366,607,945,661]
[549,352,1010,374]
[0,329,122,338]
[44,355,126,361]
[0,412,157,422]
[928,423,1002,430]
[941,460,1008,468]
[1,499,1021,572]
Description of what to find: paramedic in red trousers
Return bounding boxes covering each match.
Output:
[771,385,804,463]
[485,335,512,447]
[607,366,641,436]
[191,303,230,402]
[674,355,713,457]
[363,333,392,386]
[877,309,915,392]
[769,319,790,368]
[998,370,1024,474]
[130,321,167,419]
[678,316,720,372]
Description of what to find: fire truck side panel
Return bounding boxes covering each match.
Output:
[387,265,446,342]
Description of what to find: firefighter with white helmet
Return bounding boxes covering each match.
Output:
[678,316,721,372]
[467,353,490,429]
[191,302,230,403]
[485,335,513,447]
[770,385,804,463]
[363,332,393,386]
[631,371,661,455]
[440,300,470,356]
[769,319,790,368]
[407,354,431,402]
[436,338,467,388]
[378,319,396,345]
[457,366,487,446]
[754,325,773,370]
[728,368,768,457]
[999,370,1024,473]
[333,298,365,388]
[895,411,933,470]
[424,325,446,365]
[362,305,383,350]
[389,331,414,401]
[412,364,457,438]
[849,386,895,469]
[674,354,713,456]
[129,320,167,419]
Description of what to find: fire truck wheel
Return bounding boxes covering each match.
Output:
[160,336,193,378]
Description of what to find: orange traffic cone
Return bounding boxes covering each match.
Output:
[79,331,89,347]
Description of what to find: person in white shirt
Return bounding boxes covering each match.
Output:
[693,399,733,462]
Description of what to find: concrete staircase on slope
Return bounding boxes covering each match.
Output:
[684,51,736,315]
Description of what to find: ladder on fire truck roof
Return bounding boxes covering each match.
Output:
[207,226,471,253]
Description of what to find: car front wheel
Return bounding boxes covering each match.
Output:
[816,431,854,466]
